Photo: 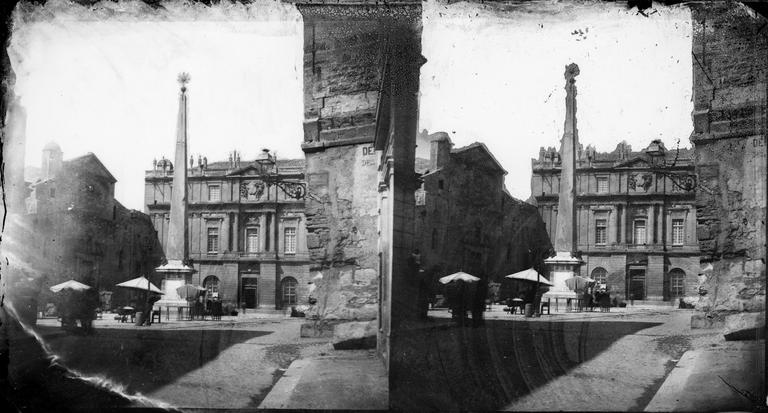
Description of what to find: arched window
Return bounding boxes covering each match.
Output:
[591,267,608,286]
[281,277,298,306]
[669,269,686,298]
[203,276,220,299]
[431,229,438,250]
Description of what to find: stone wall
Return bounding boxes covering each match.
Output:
[690,2,767,326]
[296,3,421,344]
[302,144,380,323]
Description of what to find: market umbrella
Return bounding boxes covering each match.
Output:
[565,275,595,292]
[50,280,92,293]
[505,268,554,286]
[439,271,480,285]
[116,276,164,294]
[176,284,205,300]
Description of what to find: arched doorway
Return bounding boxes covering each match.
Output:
[591,267,607,288]
[667,268,686,300]
[203,275,220,310]
[281,277,298,307]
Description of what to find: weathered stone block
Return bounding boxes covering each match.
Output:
[355,268,377,285]
[724,312,766,341]
[306,233,321,249]
[332,320,377,350]
[691,313,725,329]
[300,319,339,338]
[303,119,320,143]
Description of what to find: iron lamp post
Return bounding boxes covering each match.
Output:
[255,148,306,310]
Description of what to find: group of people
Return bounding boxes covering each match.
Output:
[56,288,100,333]
[584,286,611,312]
[444,278,488,327]
[409,249,488,327]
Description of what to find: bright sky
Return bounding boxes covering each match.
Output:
[419,1,693,200]
[10,0,304,211]
[9,0,692,210]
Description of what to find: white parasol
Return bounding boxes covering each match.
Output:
[439,271,480,284]
[505,268,554,286]
[116,276,164,294]
[50,280,92,293]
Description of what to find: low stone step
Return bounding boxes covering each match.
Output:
[629,300,676,307]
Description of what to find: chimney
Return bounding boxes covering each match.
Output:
[41,141,63,179]
[429,132,452,171]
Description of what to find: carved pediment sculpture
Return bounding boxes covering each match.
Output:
[640,173,653,192]
[628,173,653,192]
[240,180,265,200]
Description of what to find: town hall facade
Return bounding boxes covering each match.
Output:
[531,140,700,303]
[144,151,311,311]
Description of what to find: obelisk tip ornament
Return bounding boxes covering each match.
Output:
[565,63,580,82]
[177,72,190,92]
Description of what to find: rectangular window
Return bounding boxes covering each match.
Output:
[597,177,608,193]
[246,227,259,253]
[208,185,221,202]
[207,227,219,253]
[633,220,647,245]
[49,188,56,198]
[595,219,607,245]
[672,219,684,245]
[284,227,297,254]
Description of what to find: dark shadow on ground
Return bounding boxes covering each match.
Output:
[390,318,663,412]
[28,325,270,397]
[5,317,146,412]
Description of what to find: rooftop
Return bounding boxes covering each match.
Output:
[534,139,694,169]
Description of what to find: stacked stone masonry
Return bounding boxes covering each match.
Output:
[690,2,767,324]
[297,2,421,341]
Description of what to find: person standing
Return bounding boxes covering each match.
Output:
[600,289,611,312]
[407,249,426,320]
[78,287,100,334]
[584,285,593,312]
[456,279,468,326]
[471,277,488,328]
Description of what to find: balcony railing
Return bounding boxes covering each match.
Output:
[187,251,311,261]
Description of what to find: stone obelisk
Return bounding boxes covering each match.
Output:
[543,63,583,302]
[156,73,196,307]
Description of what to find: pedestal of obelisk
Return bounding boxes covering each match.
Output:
[156,73,195,308]
[543,253,581,299]
[156,260,194,307]
[542,63,583,306]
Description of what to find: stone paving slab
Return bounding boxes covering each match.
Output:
[645,340,765,412]
[259,350,387,410]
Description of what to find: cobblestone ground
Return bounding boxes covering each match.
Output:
[25,314,330,409]
[391,307,721,412]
